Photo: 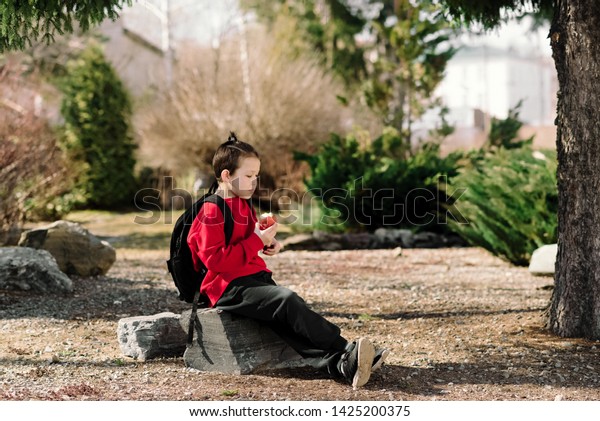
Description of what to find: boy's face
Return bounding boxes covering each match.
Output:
[229,156,260,199]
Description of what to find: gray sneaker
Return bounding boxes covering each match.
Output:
[339,338,376,389]
[372,348,390,372]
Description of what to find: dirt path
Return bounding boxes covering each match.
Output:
[2,247,599,400]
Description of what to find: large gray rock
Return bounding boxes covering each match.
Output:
[0,247,73,293]
[529,244,557,276]
[18,220,116,276]
[182,309,311,374]
[117,312,187,361]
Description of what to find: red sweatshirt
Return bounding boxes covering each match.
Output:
[187,196,269,306]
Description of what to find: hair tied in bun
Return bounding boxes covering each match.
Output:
[228,131,238,143]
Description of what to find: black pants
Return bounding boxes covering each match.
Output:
[215,271,349,376]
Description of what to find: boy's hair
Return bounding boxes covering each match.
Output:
[212,132,259,181]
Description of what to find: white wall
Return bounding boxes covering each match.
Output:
[436,45,556,129]
[98,0,242,97]
[121,0,240,49]
[420,17,556,133]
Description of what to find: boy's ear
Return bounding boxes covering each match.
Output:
[220,169,231,182]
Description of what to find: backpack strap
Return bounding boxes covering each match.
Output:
[204,194,234,246]
[187,290,202,347]
[186,193,235,348]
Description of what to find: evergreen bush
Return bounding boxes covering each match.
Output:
[60,43,137,208]
[487,100,533,150]
[295,128,463,232]
[447,147,557,266]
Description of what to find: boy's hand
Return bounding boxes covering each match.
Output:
[262,239,283,256]
[255,222,278,246]
[259,212,277,230]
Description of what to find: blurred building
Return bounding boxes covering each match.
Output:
[441,45,556,127]
[98,0,241,96]
[419,20,558,153]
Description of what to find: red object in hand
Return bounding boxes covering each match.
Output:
[259,212,277,230]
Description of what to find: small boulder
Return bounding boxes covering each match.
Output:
[0,225,24,246]
[412,232,445,248]
[117,312,187,361]
[374,228,414,248]
[18,220,116,276]
[529,244,557,276]
[341,232,376,249]
[0,247,73,293]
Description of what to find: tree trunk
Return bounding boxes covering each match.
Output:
[548,0,600,338]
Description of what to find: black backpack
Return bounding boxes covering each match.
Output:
[166,190,234,306]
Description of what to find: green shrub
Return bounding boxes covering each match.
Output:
[295,127,463,232]
[487,101,533,150]
[60,43,137,208]
[24,189,87,221]
[447,147,557,266]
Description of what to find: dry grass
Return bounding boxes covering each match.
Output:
[0,63,74,236]
[134,27,358,193]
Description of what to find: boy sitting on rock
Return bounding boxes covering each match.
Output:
[187,132,388,388]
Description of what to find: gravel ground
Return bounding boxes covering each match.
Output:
[2,246,600,401]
